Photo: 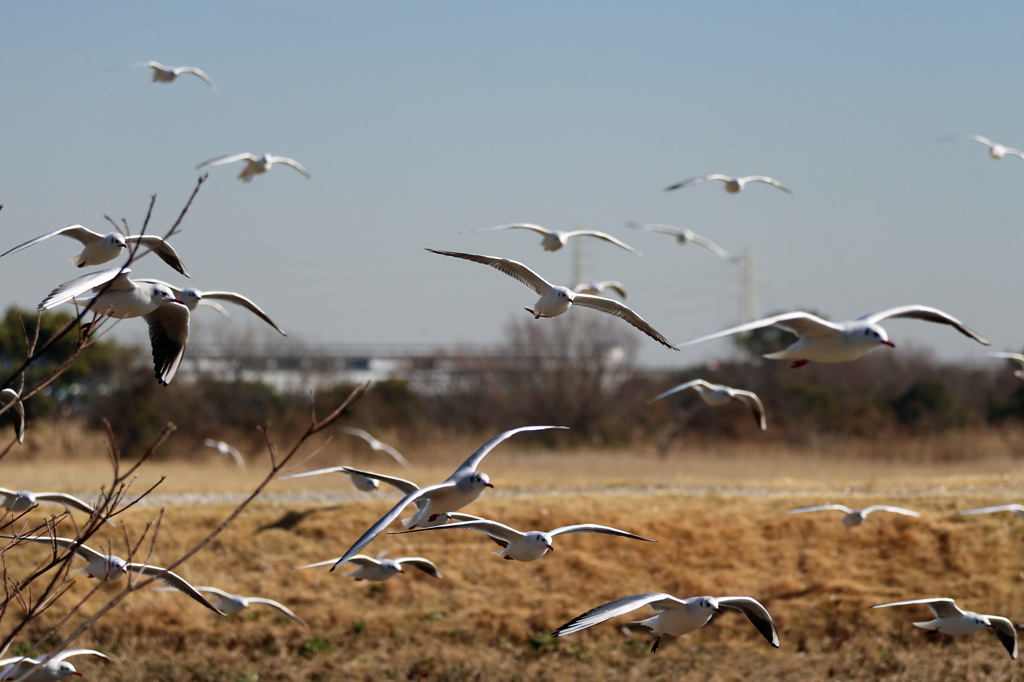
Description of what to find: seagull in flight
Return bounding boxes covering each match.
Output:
[38,267,190,385]
[136,279,286,336]
[647,379,767,431]
[0,649,111,681]
[0,486,107,518]
[0,225,189,276]
[128,61,218,91]
[391,516,655,562]
[154,585,308,626]
[196,153,311,183]
[959,135,1024,160]
[427,249,678,350]
[338,426,410,468]
[786,504,920,527]
[553,593,780,653]
[202,439,245,470]
[872,598,1017,659]
[1,535,224,615]
[472,224,641,256]
[665,174,791,194]
[327,425,566,571]
[680,305,988,368]
[299,554,442,581]
[626,222,737,263]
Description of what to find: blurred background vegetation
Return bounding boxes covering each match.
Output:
[7,306,1023,459]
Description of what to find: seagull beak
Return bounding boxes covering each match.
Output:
[485,482,494,488]
[884,340,895,347]
[547,545,554,552]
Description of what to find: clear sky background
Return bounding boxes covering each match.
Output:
[2,1,1022,369]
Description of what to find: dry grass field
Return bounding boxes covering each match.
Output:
[1,421,1024,681]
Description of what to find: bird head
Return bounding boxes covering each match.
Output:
[104,232,128,250]
[863,323,895,348]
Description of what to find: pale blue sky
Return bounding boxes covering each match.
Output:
[2,2,1022,368]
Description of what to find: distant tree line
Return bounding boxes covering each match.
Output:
[7,307,1023,456]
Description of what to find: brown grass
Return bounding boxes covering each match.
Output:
[2,427,1024,681]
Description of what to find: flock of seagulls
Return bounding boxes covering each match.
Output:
[0,54,1021,675]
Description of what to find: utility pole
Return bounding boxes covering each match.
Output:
[738,248,759,323]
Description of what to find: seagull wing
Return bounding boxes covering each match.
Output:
[0,389,25,443]
[861,505,920,517]
[127,564,225,615]
[959,504,1024,515]
[862,305,988,345]
[3,535,108,563]
[37,267,131,310]
[246,597,309,626]
[553,593,683,637]
[265,155,312,179]
[472,223,553,237]
[548,524,656,542]
[785,504,854,515]
[731,390,768,431]
[646,379,705,404]
[278,466,349,480]
[339,427,408,467]
[983,352,1024,368]
[35,492,101,515]
[51,649,112,663]
[426,249,553,296]
[391,518,527,547]
[395,557,443,579]
[872,597,963,618]
[965,135,996,148]
[144,301,190,385]
[340,467,421,496]
[452,425,567,475]
[680,311,842,347]
[717,596,780,647]
[191,290,286,336]
[664,175,719,191]
[686,231,735,261]
[0,225,102,259]
[571,293,678,350]
[988,616,1018,659]
[560,231,642,256]
[329,482,454,571]
[744,176,792,193]
[124,236,190,278]
[196,153,258,170]
[177,66,218,91]
[625,221,682,237]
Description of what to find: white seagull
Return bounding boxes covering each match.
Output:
[472,224,642,256]
[327,425,567,571]
[0,486,106,517]
[339,426,410,468]
[196,153,311,183]
[427,249,678,350]
[391,517,655,562]
[0,225,189,276]
[298,554,442,581]
[665,174,792,194]
[786,504,921,527]
[626,222,738,263]
[128,60,218,91]
[553,593,780,653]
[38,267,190,385]
[0,388,25,444]
[647,379,767,431]
[572,281,628,299]
[982,351,1024,381]
[680,306,988,368]
[959,504,1024,518]
[962,134,1024,160]
[0,649,111,681]
[1,535,224,615]
[153,585,308,627]
[137,279,286,336]
[872,598,1017,659]
[202,439,245,470]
